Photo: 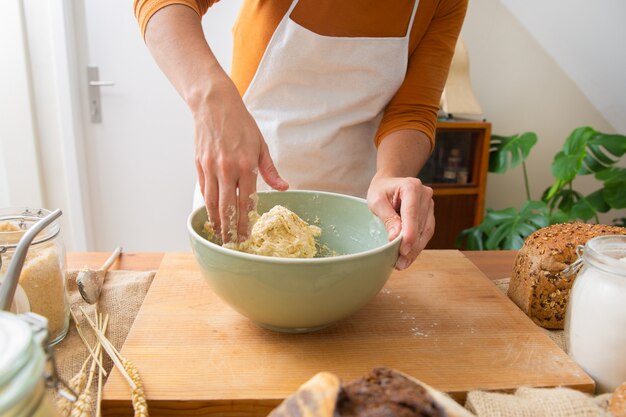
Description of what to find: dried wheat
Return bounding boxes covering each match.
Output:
[69,353,97,417]
[79,307,148,417]
[67,312,108,417]
[95,314,108,417]
[80,307,136,390]
[69,388,92,417]
[70,309,107,375]
[56,353,90,416]
[123,359,149,417]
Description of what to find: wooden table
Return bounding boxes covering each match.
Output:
[67,250,518,281]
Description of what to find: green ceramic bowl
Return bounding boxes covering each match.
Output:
[187,190,401,333]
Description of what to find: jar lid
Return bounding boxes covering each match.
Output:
[0,312,46,412]
[0,207,60,250]
[583,235,626,276]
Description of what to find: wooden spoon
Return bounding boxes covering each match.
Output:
[76,247,122,304]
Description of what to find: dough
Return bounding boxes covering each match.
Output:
[204,205,321,258]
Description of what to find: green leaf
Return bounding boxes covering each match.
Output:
[613,217,626,227]
[489,132,538,174]
[604,181,626,208]
[580,132,626,174]
[549,209,571,224]
[520,200,551,228]
[570,200,599,221]
[595,167,626,183]
[552,151,583,182]
[585,189,611,212]
[563,126,595,155]
[462,201,549,250]
[594,167,626,209]
[543,179,568,201]
[455,227,486,250]
[592,134,626,156]
[544,188,583,212]
[552,128,626,179]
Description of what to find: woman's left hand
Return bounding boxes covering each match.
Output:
[367,175,435,270]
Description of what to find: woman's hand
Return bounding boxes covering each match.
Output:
[193,77,288,243]
[144,5,287,243]
[367,175,434,270]
[368,130,435,270]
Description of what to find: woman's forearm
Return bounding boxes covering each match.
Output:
[374,130,431,180]
[144,4,232,113]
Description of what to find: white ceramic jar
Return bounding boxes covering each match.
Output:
[565,235,626,393]
[0,312,61,417]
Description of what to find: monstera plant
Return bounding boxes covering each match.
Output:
[457,126,626,250]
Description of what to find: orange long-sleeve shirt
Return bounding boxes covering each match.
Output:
[134,0,467,148]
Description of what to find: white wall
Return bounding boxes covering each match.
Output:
[461,0,625,224]
[503,0,626,135]
[0,0,44,209]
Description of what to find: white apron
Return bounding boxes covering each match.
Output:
[194,0,419,208]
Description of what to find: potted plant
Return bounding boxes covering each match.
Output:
[457,126,626,250]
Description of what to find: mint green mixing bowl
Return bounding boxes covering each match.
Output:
[188,190,401,333]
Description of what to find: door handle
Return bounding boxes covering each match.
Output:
[87,66,115,123]
[88,80,115,87]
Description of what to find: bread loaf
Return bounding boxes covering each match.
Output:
[268,368,474,417]
[508,222,626,329]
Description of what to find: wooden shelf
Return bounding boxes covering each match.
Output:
[430,186,480,196]
[421,120,491,249]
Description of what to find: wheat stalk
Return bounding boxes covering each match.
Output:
[69,387,92,417]
[96,313,106,417]
[79,307,149,417]
[70,329,103,417]
[56,355,90,417]
[80,307,137,390]
[58,308,107,417]
[69,308,108,376]
[123,359,149,417]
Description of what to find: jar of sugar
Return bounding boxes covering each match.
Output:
[0,208,69,346]
[565,234,626,393]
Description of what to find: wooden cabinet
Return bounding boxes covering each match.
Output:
[421,120,491,249]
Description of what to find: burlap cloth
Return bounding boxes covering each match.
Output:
[50,269,155,415]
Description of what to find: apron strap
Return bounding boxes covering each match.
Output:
[286,0,300,17]
[406,0,420,38]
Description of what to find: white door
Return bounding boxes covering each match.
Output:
[74,0,243,251]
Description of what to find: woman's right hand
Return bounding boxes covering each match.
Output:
[192,76,288,243]
[143,5,287,242]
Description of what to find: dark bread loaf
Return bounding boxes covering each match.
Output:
[508,222,626,329]
[268,368,473,417]
[337,368,446,417]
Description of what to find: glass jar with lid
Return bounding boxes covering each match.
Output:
[0,208,69,345]
[0,312,63,417]
[565,234,626,393]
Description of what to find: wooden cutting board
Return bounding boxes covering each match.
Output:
[102,251,593,416]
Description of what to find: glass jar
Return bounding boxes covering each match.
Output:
[0,208,69,345]
[0,312,62,417]
[565,234,626,393]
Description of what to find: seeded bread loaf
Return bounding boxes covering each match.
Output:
[508,222,626,329]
